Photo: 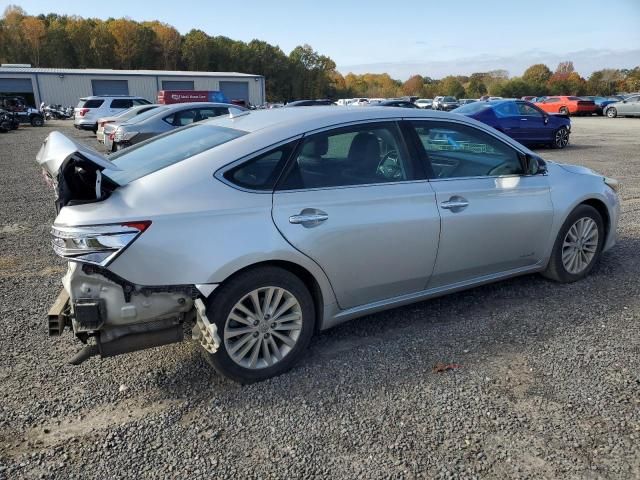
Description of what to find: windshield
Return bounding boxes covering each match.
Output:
[453,102,490,114]
[104,123,247,185]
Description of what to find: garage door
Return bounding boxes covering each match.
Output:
[162,80,194,90]
[219,81,249,103]
[91,80,129,95]
[0,78,34,93]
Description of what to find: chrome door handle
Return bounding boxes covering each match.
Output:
[520,118,528,121]
[289,209,328,227]
[440,197,469,212]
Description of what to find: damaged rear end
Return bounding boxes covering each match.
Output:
[37,131,219,364]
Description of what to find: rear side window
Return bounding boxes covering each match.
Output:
[105,124,247,185]
[494,102,520,117]
[224,143,297,191]
[110,99,133,109]
[82,99,104,108]
[133,98,151,105]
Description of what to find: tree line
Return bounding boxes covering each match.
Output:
[1,6,638,102]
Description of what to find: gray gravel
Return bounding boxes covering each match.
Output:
[1,118,639,479]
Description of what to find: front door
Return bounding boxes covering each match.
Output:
[272,121,441,309]
[516,102,550,142]
[408,120,554,288]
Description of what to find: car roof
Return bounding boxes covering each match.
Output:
[206,105,495,137]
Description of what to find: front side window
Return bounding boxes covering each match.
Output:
[517,103,543,117]
[545,98,559,103]
[278,122,414,190]
[410,121,523,179]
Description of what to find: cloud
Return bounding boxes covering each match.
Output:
[338,48,640,80]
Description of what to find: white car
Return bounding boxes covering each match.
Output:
[74,96,151,133]
[432,96,444,110]
[96,104,159,143]
[350,98,369,106]
[415,98,433,109]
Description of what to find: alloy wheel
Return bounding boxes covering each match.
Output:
[561,217,599,274]
[224,286,303,369]
[606,108,617,118]
[555,128,569,148]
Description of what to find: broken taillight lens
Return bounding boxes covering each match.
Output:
[51,222,151,266]
[79,108,89,117]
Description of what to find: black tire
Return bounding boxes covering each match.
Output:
[559,106,570,116]
[542,204,605,283]
[30,115,44,127]
[202,266,315,384]
[606,107,617,118]
[552,126,570,149]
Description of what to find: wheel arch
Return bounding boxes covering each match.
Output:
[580,198,610,242]
[210,259,326,333]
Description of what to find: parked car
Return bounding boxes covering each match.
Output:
[0,109,19,131]
[111,102,246,151]
[0,95,44,126]
[436,96,460,111]
[96,104,160,144]
[603,94,640,118]
[74,96,151,133]
[581,96,619,116]
[459,99,477,105]
[535,96,597,116]
[453,100,572,149]
[415,98,433,109]
[285,99,335,107]
[432,96,444,110]
[36,106,619,383]
[376,100,419,108]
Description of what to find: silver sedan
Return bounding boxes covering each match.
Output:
[37,107,620,383]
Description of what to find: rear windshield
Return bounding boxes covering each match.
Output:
[80,99,104,108]
[453,102,490,114]
[104,123,247,185]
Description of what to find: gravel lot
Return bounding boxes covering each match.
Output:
[0,117,638,479]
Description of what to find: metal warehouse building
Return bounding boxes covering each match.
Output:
[0,66,266,107]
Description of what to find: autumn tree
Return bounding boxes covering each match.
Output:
[402,75,425,96]
[465,77,487,98]
[21,16,45,65]
[147,21,181,70]
[439,76,465,98]
[1,5,27,63]
[555,61,575,74]
[182,29,210,70]
[522,64,552,85]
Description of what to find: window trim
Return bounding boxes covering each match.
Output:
[405,118,530,181]
[273,120,422,192]
[214,135,303,194]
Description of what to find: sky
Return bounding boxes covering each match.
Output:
[4,0,640,79]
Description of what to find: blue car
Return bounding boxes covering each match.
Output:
[453,100,571,149]
[581,96,623,115]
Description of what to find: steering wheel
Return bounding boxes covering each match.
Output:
[376,150,403,179]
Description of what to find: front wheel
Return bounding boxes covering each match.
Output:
[606,107,617,118]
[552,126,570,149]
[542,205,604,283]
[202,266,315,383]
[30,115,44,127]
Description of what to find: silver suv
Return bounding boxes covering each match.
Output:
[74,95,151,133]
[37,107,619,383]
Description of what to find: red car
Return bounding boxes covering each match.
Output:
[534,96,597,116]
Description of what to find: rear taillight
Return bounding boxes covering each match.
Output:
[79,108,89,117]
[108,132,115,140]
[51,222,151,266]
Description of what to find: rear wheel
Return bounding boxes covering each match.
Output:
[606,107,617,118]
[552,126,570,149]
[202,266,315,383]
[542,205,604,283]
[559,107,570,116]
[30,115,44,127]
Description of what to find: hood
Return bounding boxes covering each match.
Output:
[556,163,597,176]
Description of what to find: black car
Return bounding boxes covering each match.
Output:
[0,109,20,132]
[376,100,419,108]
[436,96,460,111]
[285,99,335,107]
[0,95,44,126]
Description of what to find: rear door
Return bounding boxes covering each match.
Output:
[272,121,441,309]
[409,120,553,288]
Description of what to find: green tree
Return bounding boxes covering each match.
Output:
[465,77,487,98]
[439,76,465,98]
[522,63,552,85]
[181,29,210,70]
